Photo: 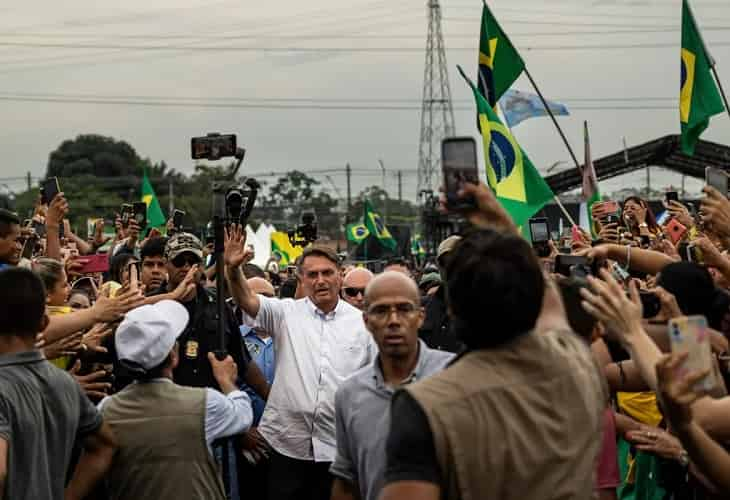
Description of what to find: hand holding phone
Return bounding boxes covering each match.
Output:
[41,177,60,205]
[705,167,728,195]
[529,218,551,258]
[442,137,478,211]
[668,316,716,392]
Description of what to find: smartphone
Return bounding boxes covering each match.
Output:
[120,204,133,227]
[665,191,679,204]
[132,202,148,229]
[172,209,185,231]
[191,133,237,161]
[31,220,46,238]
[41,177,60,205]
[705,166,728,195]
[605,214,619,226]
[668,316,716,392]
[686,243,704,264]
[442,137,479,211]
[665,218,688,245]
[287,265,297,278]
[77,254,110,274]
[21,235,36,260]
[554,254,595,278]
[639,291,661,319]
[529,217,551,258]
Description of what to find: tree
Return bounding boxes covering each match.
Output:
[46,134,142,178]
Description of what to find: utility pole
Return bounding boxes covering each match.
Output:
[169,179,174,213]
[26,171,32,192]
[378,159,387,224]
[345,163,352,223]
[398,171,403,202]
[417,0,455,197]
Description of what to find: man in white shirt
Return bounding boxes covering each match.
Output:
[224,225,376,500]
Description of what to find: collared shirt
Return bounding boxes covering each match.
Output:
[242,296,376,462]
[0,350,102,500]
[330,341,453,500]
[98,378,252,455]
[241,326,276,425]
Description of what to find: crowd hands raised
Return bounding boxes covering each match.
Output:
[1,177,730,500]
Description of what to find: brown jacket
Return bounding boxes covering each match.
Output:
[408,329,606,500]
[102,380,226,500]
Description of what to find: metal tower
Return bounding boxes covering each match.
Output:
[417,0,455,195]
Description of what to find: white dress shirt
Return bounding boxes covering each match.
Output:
[243,296,376,462]
[98,378,253,455]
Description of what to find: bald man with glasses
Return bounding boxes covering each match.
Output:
[341,268,374,311]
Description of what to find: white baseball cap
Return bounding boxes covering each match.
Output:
[115,300,190,372]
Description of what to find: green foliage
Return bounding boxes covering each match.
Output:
[12,135,418,239]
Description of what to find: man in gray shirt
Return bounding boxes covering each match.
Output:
[330,272,453,500]
[0,268,116,500]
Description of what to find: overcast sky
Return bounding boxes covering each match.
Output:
[1,0,729,202]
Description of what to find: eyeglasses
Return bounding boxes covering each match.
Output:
[171,254,201,268]
[366,302,418,320]
[343,287,366,298]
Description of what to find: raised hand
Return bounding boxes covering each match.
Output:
[580,268,644,344]
[70,360,112,399]
[224,224,252,268]
[656,352,710,431]
[46,193,69,228]
[701,186,730,239]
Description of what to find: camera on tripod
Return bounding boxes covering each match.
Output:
[288,212,318,247]
[213,178,260,227]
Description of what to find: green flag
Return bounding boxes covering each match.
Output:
[458,65,554,228]
[478,2,525,107]
[364,200,396,251]
[346,222,369,244]
[141,169,166,228]
[582,121,601,237]
[680,0,725,155]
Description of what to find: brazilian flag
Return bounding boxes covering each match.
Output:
[458,65,554,228]
[680,0,724,155]
[478,2,525,108]
[141,168,166,228]
[364,200,396,251]
[346,222,369,244]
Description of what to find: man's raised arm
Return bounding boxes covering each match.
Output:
[223,225,261,318]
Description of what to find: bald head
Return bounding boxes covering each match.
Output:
[248,277,275,298]
[341,267,374,310]
[364,271,420,307]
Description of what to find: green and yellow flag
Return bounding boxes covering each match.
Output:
[364,200,396,251]
[346,222,369,244]
[458,65,554,228]
[478,2,525,107]
[271,231,303,266]
[680,0,725,155]
[141,169,166,228]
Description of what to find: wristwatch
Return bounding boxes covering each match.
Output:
[678,449,690,467]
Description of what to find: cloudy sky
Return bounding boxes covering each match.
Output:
[1,0,729,202]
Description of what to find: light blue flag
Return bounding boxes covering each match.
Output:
[498,89,569,128]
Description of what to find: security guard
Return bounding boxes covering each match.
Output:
[148,233,269,499]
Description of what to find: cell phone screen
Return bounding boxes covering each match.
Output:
[442,137,478,210]
[668,315,715,392]
[529,220,549,243]
[665,191,679,203]
[706,167,728,194]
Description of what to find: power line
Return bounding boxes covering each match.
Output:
[0,95,678,111]
[2,41,729,52]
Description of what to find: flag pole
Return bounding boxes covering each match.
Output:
[523,67,583,175]
[710,66,730,122]
[501,103,578,228]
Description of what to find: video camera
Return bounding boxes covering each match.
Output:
[288,212,318,247]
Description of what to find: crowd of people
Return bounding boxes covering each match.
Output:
[1,178,730,500]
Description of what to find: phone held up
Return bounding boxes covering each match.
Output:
[668,315,716,392]
[706,166,728,195]
[529,217,551,258]
[40,177,60,205]
[442,137,479,212]
[172,209,186,232]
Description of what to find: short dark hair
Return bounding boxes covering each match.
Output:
[140,237,168,261]
[0,268,47,337]
[243,263,266,279]
[446,229,545,350]
[298,245,340,274]
[32,258,65,293]
[557,277,596,341]
[0,209,20,238]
